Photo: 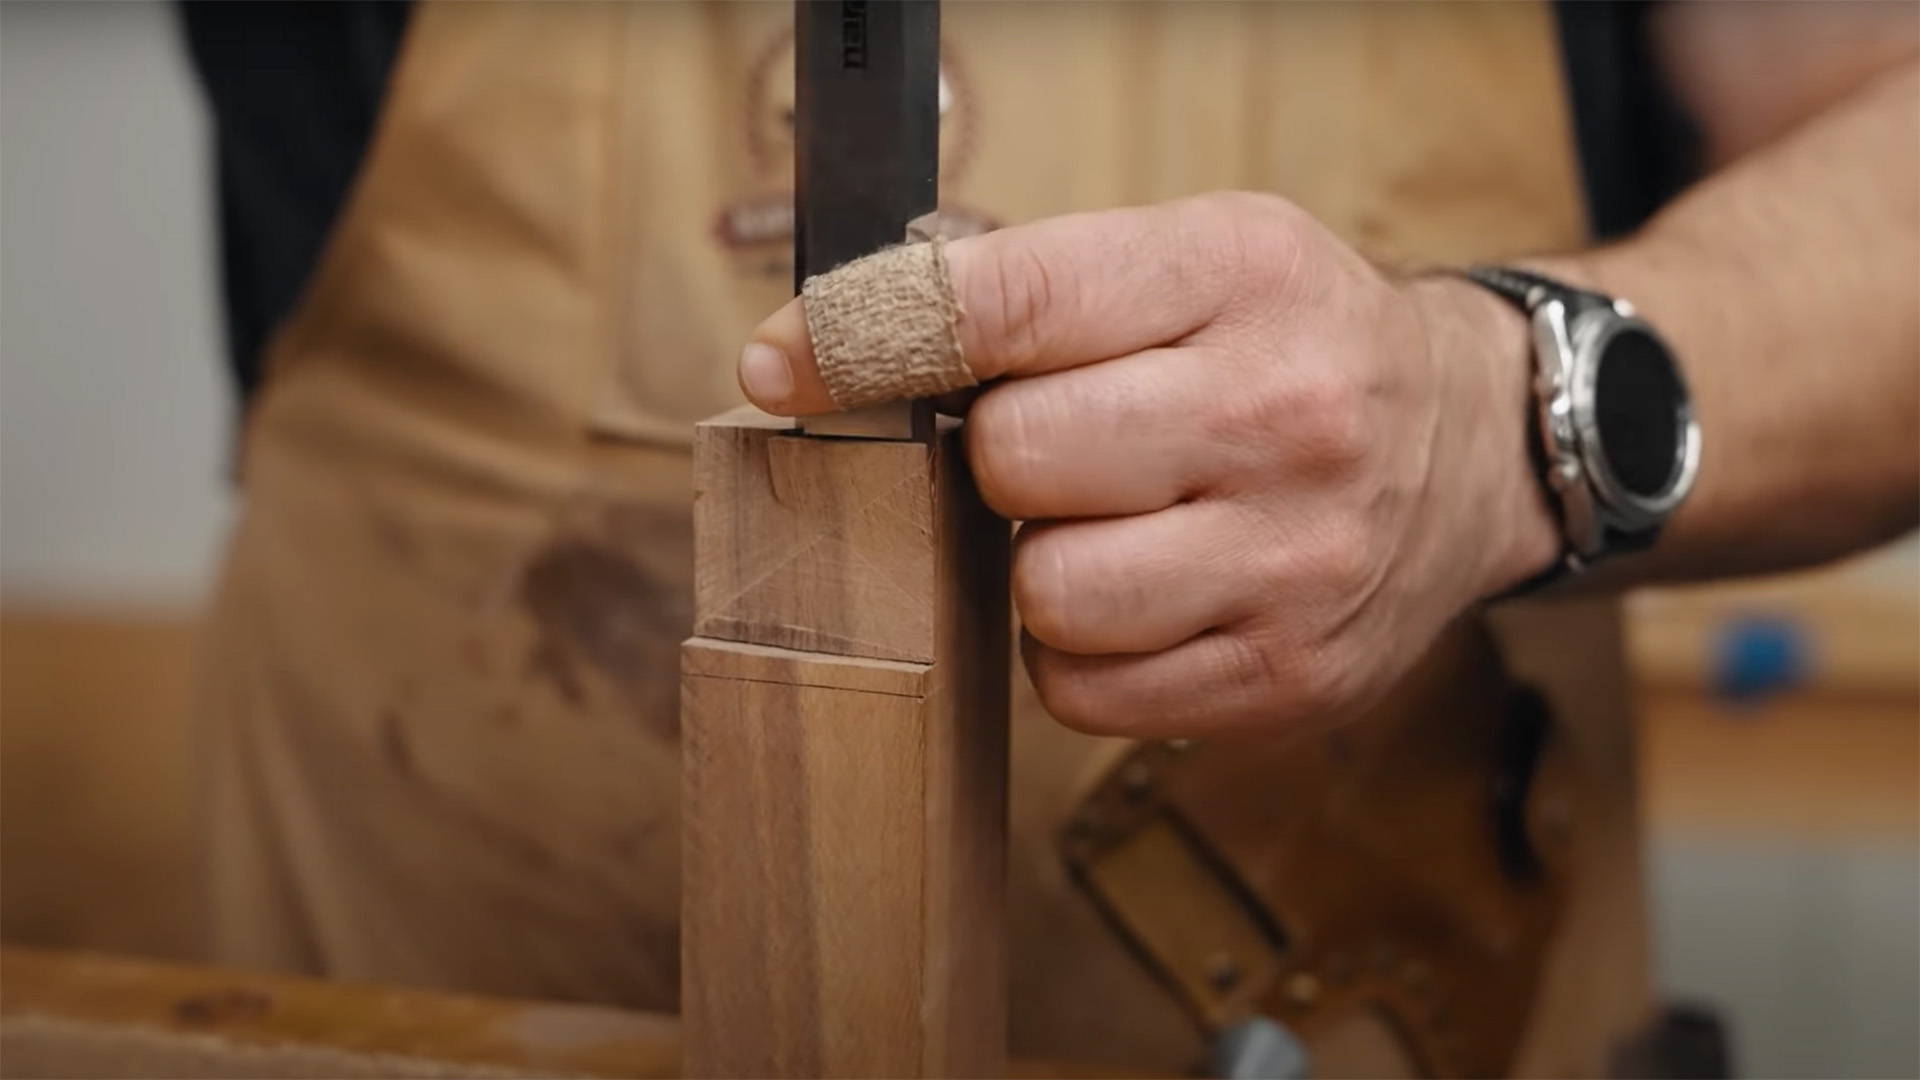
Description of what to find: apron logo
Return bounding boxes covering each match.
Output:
[716,26,998,257]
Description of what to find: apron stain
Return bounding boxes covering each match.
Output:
[517,522,690,733]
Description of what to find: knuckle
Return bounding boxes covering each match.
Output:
[1210,631,1282,701]
[1254,515,1373,604]
[1191,191,1307,281]
[987,242,1064,367]
[1303,527,1374,596]
[1141,194,1295,311]
[1233,631,1344,724]
[1282,376,1372,477]
[1198,376,1283,455]
[1196,368,1370,476]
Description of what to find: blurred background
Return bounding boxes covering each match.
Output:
[1,3,1914,1077]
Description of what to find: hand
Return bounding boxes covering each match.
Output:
[739,192,1558,737]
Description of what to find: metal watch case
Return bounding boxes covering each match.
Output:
[1529,296,1702,561]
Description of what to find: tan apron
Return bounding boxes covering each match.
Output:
[196,2,1642,1072]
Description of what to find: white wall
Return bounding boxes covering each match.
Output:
[1653,833,1920,1078]
[1,0,233,609]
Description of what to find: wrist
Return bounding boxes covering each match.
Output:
[1405,274,1563,600]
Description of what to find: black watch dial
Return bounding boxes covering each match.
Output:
[1593,326,1686,498]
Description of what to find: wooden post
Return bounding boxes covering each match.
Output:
[680,407,1009,1078]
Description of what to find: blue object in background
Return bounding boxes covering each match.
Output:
[1711,614,1812,704]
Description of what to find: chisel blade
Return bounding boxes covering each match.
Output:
[793,0,939,441]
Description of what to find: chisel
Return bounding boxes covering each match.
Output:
[794,0,940,441]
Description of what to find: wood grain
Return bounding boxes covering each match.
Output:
[692,408,941,663]
[681,410,1010,1078]
[682,650,927,1077]
[0,948,1150,1080]
[0,946,681,1078]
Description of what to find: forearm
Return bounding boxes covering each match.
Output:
[1533,61,1919,586]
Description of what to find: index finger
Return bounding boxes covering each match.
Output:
[739,197,1247,417]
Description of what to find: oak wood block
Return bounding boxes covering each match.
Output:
[682,408,1010,1078]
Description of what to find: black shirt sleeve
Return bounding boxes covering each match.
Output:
[175,0,413,403]
[1552,0,1703,240]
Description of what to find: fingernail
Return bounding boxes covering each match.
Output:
[739,342,793,408]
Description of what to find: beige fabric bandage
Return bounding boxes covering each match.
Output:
[801,236,976,410]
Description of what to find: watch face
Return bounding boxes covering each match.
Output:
[1592,326,1686,499]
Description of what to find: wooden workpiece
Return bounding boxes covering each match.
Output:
[680,407,1010,1078]
[0,946,683,1079]
[2,948,1151,1080]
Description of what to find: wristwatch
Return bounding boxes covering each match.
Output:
[1462,266,1701,590]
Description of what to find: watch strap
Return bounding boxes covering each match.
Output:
[1493,551,1579,600]
[1456,265,1660,599]
[1462,265,1612,317]
[1493,521,1660,601]
[1461,266,1557,312]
